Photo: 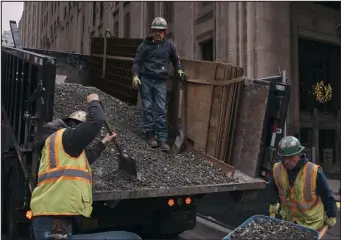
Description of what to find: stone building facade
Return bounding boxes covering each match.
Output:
[19,1,341,173]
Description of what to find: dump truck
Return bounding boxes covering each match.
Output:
[1,25,290,239]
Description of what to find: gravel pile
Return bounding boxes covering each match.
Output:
[54,83,247,192]
[230,217,316,240]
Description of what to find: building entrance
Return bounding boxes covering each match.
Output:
[298,38,340,177]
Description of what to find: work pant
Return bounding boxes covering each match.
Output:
[139,76,168,142]
[32,216,73,239]
[32,216,143,239]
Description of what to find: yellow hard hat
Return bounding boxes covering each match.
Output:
[68,110,87,122]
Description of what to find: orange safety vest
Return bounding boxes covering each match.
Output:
[30,128,93,217]
[273,161,325,230]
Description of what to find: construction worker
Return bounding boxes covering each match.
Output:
[30,93,117,239]
[131,17,186,152]
[269,136,337,231]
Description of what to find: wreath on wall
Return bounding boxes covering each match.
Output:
[312,81,332,103]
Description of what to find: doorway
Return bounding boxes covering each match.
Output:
[298,38,340,176]
[200,39,214,61]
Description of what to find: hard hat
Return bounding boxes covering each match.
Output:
[278,136,305,157]
[151,17,168,30]
[67,110,87,122]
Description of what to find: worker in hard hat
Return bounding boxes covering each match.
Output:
[131,17,186,152]
[30,93,117,239]
[269,136,337,231]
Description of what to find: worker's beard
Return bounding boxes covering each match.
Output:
[153,31,165,41]
[153,33,161,41]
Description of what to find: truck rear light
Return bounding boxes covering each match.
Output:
[168,198,175,207]
[185,197,192,205]
[26,210,32,220]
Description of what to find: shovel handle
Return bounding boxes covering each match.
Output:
[100,102,123,155]
[104,118,113,135]
[318,225,329,239]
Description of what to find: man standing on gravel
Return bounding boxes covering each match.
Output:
[131,17,186,152]
[269,136,337,231]
[30,93,118,239]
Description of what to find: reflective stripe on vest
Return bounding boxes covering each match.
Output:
[37,129,91,185]
[274,162,321,210]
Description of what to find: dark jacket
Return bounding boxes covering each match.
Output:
[269,153,337,218]
[38,100,105,165]
[131,37,182,81]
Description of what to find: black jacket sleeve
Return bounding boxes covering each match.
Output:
[62,100,105,158]
[132,43,145,76]
[169,40,182,72]
[269,170,280,204]
[85,141,106,165]
[316,167,337,218]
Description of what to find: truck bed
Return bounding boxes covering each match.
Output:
[92,170,265,201]
[54,83,266,201]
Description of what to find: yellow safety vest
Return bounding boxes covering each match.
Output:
[30,128,93,217]
[273,161,325,230]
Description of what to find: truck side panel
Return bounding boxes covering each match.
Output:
[1,46,57,196]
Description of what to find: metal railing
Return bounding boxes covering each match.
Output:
[1,46,56,151]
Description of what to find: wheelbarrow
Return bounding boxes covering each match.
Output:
[222,215,319,240]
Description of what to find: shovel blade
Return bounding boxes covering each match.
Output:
[118,154,137,177]
[172,130,186,154]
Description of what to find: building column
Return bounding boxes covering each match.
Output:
[173,2,196,59]
[118,3,124,37]
[130,2,146,38]
[217,2,292,79]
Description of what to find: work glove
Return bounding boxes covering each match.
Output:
[177,70,187,83]
[269,203,280,218]
[132,75,141,89]
[325,217,336,228]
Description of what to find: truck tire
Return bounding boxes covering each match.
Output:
[3,154,27,239]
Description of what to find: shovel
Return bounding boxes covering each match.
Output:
[172,74,188,154]
[318,225,329,239]
[100,103,137,177]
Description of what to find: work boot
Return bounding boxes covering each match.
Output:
[146,132,158,148]
[160,142,170,152]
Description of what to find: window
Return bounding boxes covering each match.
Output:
[113,21,119,37]
[163,2,174,24]
[200,39,214,61]
[314,2,340,10]
[92,2,96,26]
[100,2,104,20]
[124,12,130,38]
[202,2,213,7]
[298,38,340,113]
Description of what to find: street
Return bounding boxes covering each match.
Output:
[2,186,340,240]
